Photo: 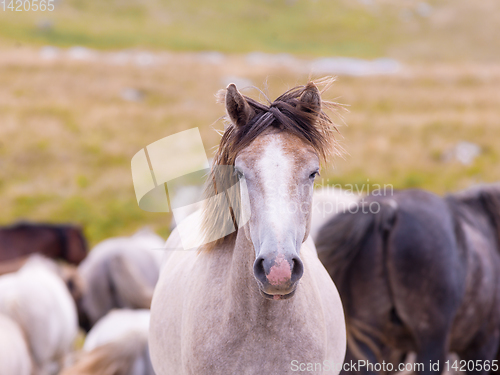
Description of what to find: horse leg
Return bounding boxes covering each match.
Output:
[457,330,500,375]
[341,339,380,375]
[386,196,466,375]
[493,338,500,375]
[383,349,407,375]
[342,336,404,375]
[412,335,449,375]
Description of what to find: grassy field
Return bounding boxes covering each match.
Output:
[1,0,499,245]
[1,49,499,245]
[0,0,499,61]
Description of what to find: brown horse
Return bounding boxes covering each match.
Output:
[316,183,500,375]
[0,222,87,265]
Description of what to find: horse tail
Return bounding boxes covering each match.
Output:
[315,197,398,361]
[315,197,398,286]
[107,254,154,309]
[61,331,148,375]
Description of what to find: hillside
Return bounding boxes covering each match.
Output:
[0,0,499,61]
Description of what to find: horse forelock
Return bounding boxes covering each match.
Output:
[201,78,344,252]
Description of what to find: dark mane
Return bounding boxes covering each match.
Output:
[446,183,500,247]
[201,79,343,251]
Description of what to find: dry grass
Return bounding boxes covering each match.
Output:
[1,0,500,62]
[1,48,499,245]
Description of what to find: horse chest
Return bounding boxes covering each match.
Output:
[182,299,327,375]
[185,319,325,375]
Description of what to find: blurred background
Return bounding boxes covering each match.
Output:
[1,0,499,246]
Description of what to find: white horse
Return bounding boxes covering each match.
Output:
[0,255,78,375]
[0,313,32,375]
[77,228,165,330]
[150,81,346,374]
[62,309,154,375]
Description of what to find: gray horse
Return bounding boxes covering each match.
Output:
[62,309,153,375]
[316,183,500,375]
[77,228,165,331]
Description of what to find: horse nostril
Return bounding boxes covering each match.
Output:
[290,256,304,283]
[254,254,303,288]
[253,256,267,283]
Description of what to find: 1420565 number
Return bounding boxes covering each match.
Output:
[446,360,499,373]
[1,0,55,11]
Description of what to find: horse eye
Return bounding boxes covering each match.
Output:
[234,169,244,179]
[309,171,319,180]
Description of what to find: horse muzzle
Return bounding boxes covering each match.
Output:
[253,252,304,300]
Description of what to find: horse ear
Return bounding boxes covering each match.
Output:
[226,84,254,127]
[298,82,321,119]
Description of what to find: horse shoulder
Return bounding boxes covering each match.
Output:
[150,245,201,374]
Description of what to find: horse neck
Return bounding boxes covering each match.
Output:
[227,229,258,300]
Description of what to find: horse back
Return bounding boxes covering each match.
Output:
[0,224,58,261]
[0,223,87,264]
